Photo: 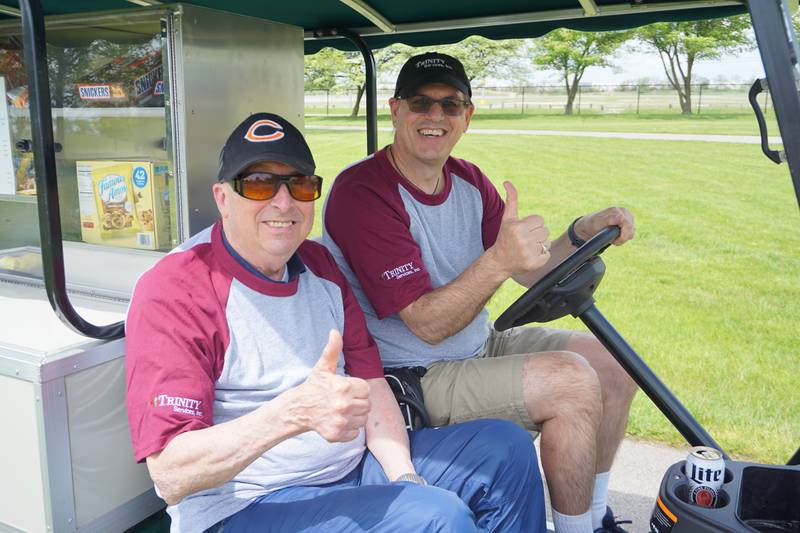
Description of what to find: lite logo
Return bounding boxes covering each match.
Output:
[382,261,421,281]
[688,463,723,483]
[244,119,285,142]
[153,394,203,417]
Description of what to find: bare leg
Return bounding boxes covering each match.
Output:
[523,350,602,515]
[565,332,638,472]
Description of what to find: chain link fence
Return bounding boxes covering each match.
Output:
[305,83,771,116]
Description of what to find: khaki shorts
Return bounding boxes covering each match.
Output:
[420,325,573,432]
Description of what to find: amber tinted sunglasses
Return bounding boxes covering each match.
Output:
[231,172,323,202]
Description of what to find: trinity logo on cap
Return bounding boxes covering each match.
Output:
[244,119,285,143]
[415,58,453,71]
[394,52,471,98]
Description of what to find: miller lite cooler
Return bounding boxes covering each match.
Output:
[685,446,725,507]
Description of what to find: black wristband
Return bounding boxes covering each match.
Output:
[568,217,586,248]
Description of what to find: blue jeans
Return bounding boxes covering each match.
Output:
[220,419,545,532]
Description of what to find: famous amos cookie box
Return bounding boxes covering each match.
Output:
[77,160,172,250]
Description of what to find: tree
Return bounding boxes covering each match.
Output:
[304,48,365,116]
[304,44,414,117]
[304,48,366,117]
[433,36,528,85]
[304,48,349,92]
[636,16,752,115]
[531,29,630,115]
[304,37,530,116]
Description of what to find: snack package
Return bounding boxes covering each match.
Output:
[0,249,43,278]
[78,161,171,250]
[75,51,163,107]
[14,152,36,195]
[6,85,28,108]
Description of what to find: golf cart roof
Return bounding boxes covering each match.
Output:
[0,0,748,52]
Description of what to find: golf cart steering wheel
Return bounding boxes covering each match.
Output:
[495,225,621,331]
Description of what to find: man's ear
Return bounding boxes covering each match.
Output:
[388,97,401,128]
[212,182,230,219]
[464,102,475,132]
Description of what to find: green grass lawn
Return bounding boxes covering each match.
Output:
[305,108,781,136]
[307,128,800,466]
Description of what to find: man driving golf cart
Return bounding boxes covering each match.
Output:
[323,52,636,533]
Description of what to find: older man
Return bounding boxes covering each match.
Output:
[322,54,638,533]
[125,113,545,533]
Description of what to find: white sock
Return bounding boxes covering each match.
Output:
[552,509,593,533]
[591,471,611,529]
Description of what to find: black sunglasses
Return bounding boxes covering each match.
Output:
[399,94,471,116]
[231,172,323,202]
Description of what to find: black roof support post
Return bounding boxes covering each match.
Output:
[748,0,800,466]
[314,28,378,155]
[19,0,125,339]
[748,0,800,210]
[579,305,727,457]
[338,29,378,155]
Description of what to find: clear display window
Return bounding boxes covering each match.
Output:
[0,17,175,275]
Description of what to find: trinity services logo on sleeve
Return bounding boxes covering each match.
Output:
[381,261,421,281]
[153,394,203,417]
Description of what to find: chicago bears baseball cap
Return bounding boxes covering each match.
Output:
[394,52,472,98]
[217,112,316,182]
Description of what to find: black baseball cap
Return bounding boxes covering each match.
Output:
[217,112,316,182]
[394,52,472,99]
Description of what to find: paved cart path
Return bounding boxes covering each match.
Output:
[536,437,687,532]
[307,124,783,145]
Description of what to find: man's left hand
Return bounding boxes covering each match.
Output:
[574,207,634,246]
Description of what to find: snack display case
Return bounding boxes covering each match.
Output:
[0,4,304,532]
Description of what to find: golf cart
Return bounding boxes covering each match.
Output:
[0,0,797,531]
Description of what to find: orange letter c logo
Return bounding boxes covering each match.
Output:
[244,119,285,142]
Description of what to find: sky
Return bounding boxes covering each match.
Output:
[512,23,789,86]
[469,48,767,89]
[373,37,774,89]
[559,49,767,85]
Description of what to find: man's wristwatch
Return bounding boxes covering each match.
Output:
[395,473,428,485]
[568,217,587,248]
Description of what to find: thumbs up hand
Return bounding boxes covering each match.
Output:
[490,181,551,277]
[292,330,371,443]
[500,180,521,224]
[312,329,345,374]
